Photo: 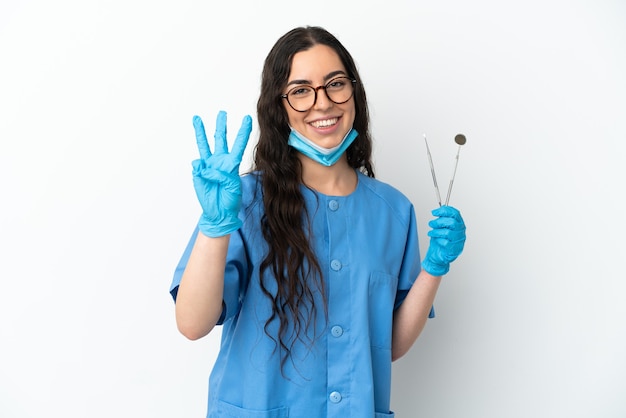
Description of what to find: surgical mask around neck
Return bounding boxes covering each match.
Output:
[287,128,358,166]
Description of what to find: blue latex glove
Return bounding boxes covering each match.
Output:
[421,206,466,276]
[191,111,252,238]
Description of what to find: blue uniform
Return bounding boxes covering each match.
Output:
[170,171,433,417]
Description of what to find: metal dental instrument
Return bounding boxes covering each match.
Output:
[422,133,467,206]
[445,134,466,205]
[423,133,442,207]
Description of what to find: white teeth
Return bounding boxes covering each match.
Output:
[311,118,338,128]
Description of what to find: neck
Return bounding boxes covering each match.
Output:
[299,154,357,196]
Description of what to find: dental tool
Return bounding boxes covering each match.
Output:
[423,133,442,207]
[445,134,466,205]
[422,133,467,206]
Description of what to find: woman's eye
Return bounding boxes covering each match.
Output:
[327,79,346,89]
[290,87,310,96]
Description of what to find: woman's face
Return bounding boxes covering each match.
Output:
[283,44,356,150]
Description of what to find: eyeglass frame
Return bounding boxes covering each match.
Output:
[280,76,357,112]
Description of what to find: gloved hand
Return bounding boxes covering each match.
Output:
[191,110,252,238]
[421,206,466,276]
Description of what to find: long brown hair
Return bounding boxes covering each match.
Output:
[253,26,374,371]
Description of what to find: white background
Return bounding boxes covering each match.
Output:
[1,1,625,417]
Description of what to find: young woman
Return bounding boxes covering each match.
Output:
[170,26,466,418]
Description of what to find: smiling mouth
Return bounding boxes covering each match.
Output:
[310,117,338,128]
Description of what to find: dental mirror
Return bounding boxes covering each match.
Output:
[445,134,466,205]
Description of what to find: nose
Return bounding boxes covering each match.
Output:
[312,86,333,110]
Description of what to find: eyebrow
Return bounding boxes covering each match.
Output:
[286,70,347,87]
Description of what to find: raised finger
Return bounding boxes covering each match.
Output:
[213,110,228,154]
[230,115,253,162]
[193,115,212,160]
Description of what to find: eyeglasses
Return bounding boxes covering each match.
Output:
[281,76,357,112]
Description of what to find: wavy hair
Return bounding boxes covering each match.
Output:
[252,26,374,372]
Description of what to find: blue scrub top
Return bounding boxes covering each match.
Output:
[171,171,433,418]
